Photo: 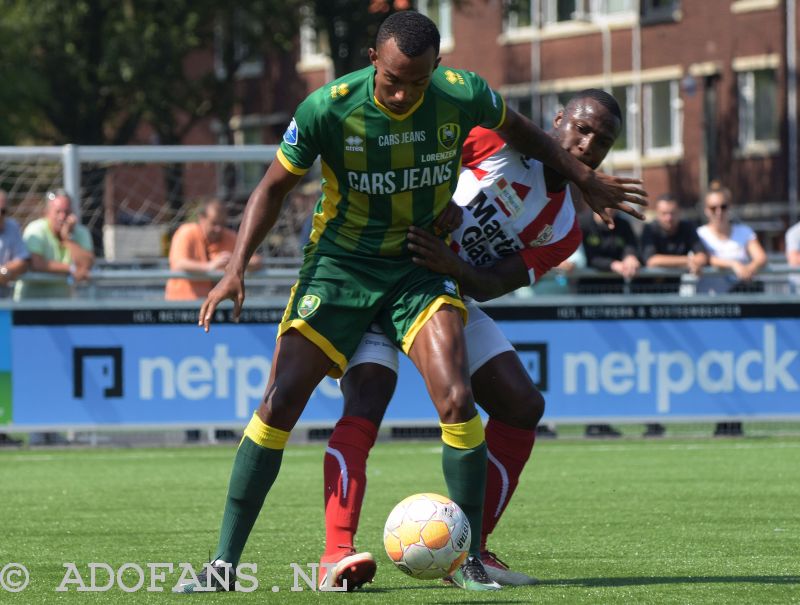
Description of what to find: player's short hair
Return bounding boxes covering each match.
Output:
[376,11,440,57]
[566,89,623,124]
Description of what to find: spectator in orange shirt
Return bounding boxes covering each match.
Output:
[165,200,262,301]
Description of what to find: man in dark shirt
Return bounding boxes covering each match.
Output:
[641,194,708,276]
[578,208,640,294]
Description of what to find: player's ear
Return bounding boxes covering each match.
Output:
[553,110,564,130]
[434,56,441,70]
[368,47,378,66]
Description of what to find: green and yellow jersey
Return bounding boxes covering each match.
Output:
[277,65,506,257]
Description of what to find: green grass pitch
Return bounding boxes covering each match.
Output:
[1,437,798,603]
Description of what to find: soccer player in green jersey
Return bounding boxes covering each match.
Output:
[190,10,645,593]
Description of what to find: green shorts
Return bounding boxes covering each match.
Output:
[279,250,466,377]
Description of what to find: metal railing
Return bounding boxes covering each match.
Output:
[4,260,798,300]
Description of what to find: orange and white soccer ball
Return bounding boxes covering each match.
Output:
[383,492,471,580]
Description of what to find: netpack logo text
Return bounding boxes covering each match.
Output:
[563,324,798,412]
[138,345,341,417]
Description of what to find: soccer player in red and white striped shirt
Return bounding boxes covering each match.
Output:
[320,89,632,588]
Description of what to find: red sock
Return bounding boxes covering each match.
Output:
[322,416,378,560]
[481,418,536,551]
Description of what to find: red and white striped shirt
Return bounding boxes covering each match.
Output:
[451,127,581,284]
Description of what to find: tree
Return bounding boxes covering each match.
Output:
[0,0,303,247]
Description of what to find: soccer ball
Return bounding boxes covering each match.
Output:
[383,492,470,580]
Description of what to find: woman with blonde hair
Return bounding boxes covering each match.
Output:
[697,182,768,436]
[697,182,767,295]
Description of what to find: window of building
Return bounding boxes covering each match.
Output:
[610,85,635,154]
[738,69,779,149]
[504,0,533,30]
[213,11,264,80]
[592,0,634,16]
[542,0,582,24]
[298,5,331,71]
[540,92,575,127]
[506,93,535,122]
[419,0,453,49]
[643,80,681,154]
[234,125,266,195]
[640,0,681,23]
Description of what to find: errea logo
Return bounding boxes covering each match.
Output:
[345,136,364,152]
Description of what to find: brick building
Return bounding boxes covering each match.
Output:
[287,0,796,246]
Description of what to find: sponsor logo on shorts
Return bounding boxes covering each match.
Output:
[283,118,298,146]
[297,294,321,319]
[437,123,460,150]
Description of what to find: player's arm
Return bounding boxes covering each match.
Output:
[407,226,528,302]
[199,161,302,330]
[495,109,647,227]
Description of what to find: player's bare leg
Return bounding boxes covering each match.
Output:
[408,305,500,591]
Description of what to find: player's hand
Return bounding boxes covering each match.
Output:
[432,200,463,235]
[198,271,245,333]
[408,226,462,277]
[579,172,647,229]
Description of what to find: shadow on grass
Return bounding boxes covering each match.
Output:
[538,575,799,587]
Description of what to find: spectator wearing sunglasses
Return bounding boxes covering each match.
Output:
[697,182,768,437]
[697,181,767,296]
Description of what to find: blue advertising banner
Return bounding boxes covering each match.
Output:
[8,302,800,427]
[0,309,11,424]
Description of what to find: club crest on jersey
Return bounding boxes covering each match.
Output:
[283,118,298,146]
[529,225,554,247]
[438,123,460,150]
[297,294,321,319]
